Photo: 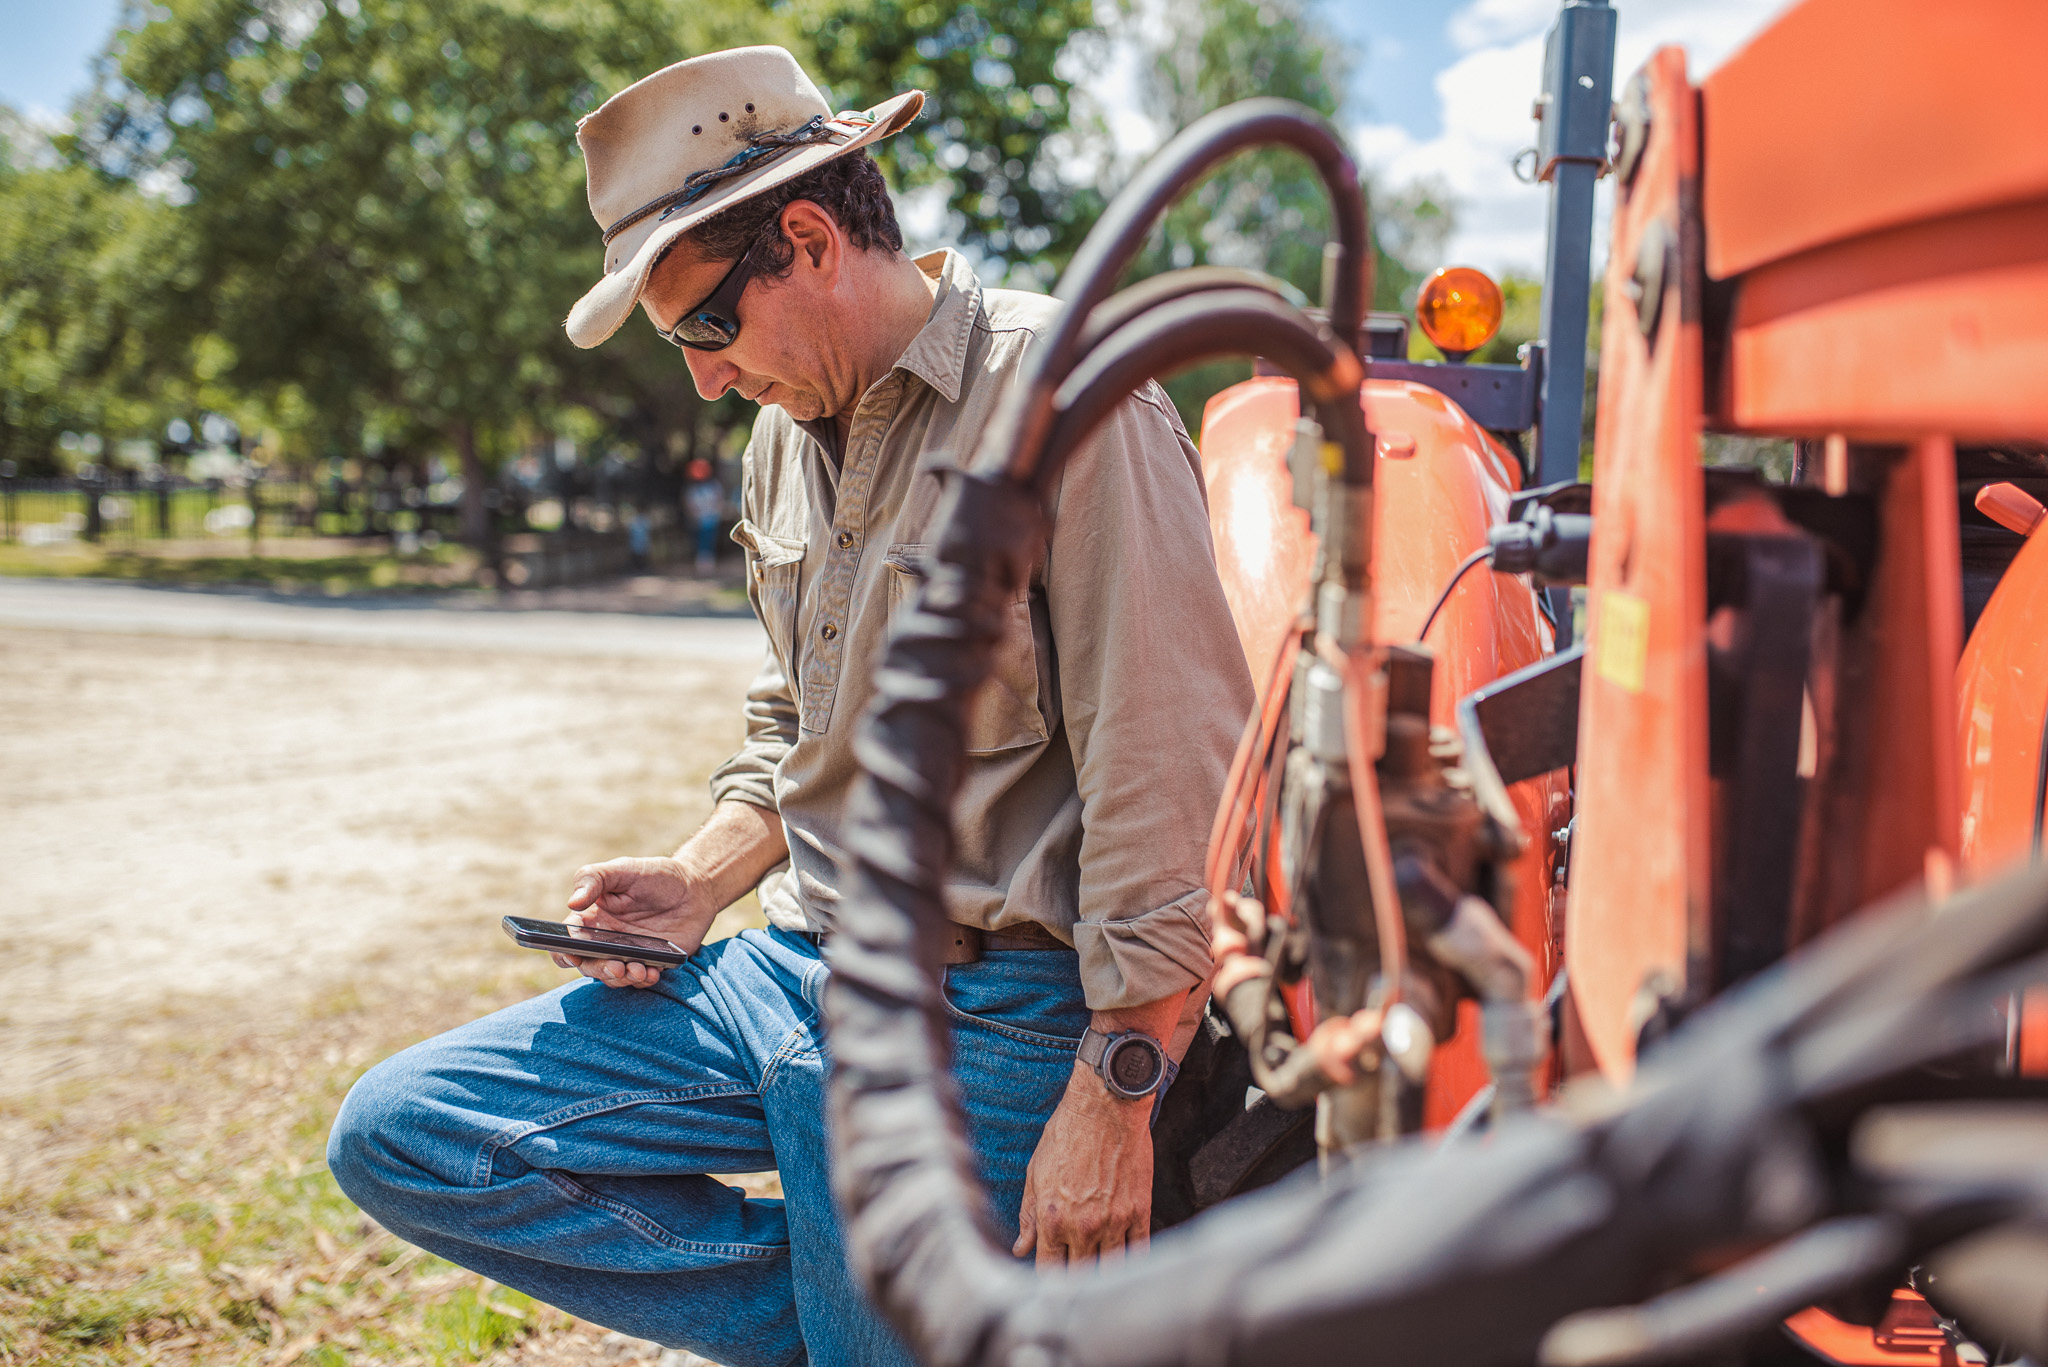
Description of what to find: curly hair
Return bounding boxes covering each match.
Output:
[679,151,904,277]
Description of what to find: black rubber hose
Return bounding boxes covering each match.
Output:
[1037,289,1369,491]
[1071,266,1297,362]
[970,100,1367,486]
[824,286,1363,1363]
[1417,548,1494,644]
[827,469,1044,1364]
[2031,700,2048,862]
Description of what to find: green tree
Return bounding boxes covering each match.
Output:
[89,0,749,541]
[799,0,1106,282]
[58,0,1115,540]
[0,114,195,474]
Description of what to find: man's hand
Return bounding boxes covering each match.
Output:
[559,856,717,988]
[555,800,790,990]
[1013,1063,1155,1266]
[1013,990,1190,1266]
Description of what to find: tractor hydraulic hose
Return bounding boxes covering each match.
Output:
[833,636,2048,1367]
[1037,289,1369,491]
[1072,266,1301,362]
[971,99,1368,487]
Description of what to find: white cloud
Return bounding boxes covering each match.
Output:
[1358,0,1800,281]
[1448,0,1555,53]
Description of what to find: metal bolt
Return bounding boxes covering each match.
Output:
[1611,70,1652,190]
[1627,218,1675,345]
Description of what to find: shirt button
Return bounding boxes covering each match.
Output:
[821,623,840,641]
[835,530,854,549]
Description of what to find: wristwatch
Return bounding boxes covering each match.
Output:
[1077,1025,1168,1100]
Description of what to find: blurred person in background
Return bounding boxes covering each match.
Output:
[686,457,724,575]
[328,45,1252,1367]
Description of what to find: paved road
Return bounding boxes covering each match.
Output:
[0,577,766,660]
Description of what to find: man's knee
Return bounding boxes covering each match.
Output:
[327,1047,453,1219]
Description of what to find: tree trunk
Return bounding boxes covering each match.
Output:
[455,422,488,547]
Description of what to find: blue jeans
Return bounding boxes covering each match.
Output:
[327,928,1086,1367]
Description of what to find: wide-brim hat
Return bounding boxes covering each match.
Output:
[566,46,923,350]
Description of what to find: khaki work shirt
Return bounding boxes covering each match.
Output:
[708,249,1255,1010]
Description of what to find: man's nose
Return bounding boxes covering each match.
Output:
[683,349,738,402]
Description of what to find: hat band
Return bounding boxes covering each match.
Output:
[600,114,852,247]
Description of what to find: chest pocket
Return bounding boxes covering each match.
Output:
[887,543,1049,755]
[734,519,808,680]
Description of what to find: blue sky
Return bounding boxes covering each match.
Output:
[0,0,122,122]
[1,0,1799,272]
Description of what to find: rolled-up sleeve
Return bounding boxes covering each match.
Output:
[1044,383,1257,1010]
[709,647,796,812]
[708,438,798,812]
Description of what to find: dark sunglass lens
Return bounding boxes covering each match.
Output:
[675,312,738,349]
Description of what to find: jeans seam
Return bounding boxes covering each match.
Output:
[539,1170,785,1259]
[473,1083,757,1188]
[759,1023,820,1092]
[938,972,1085,1053]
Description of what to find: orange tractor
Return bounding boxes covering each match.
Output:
[817,0,2048,1362]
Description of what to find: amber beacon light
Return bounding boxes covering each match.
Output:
[1415,266,1504,361]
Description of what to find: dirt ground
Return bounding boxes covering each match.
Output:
[0,614,769,1364]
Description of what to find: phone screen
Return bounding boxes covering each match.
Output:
[504,917,681,954]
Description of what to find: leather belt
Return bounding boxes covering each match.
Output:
[788,921,1072,964]
[939,920,1072,965]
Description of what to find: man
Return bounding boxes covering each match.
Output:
[328,45,1253,1367]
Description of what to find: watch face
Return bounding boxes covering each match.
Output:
[1103,1035,1164,1097]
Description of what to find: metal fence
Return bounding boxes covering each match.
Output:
[0,463,739,590]
[0,469,483,547]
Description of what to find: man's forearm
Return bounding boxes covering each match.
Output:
[1089,990,1194,1061]
[674,799,788,916]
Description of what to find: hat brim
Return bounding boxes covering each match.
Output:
[565,88,924,350]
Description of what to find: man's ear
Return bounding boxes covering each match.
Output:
[780,200,841,279]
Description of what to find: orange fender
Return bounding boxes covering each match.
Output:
[1199,375,1567,1127]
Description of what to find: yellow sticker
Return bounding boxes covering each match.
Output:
[1595,589,1650,694]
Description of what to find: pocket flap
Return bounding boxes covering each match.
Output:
[885,542,930,576]
[732,518,807,569]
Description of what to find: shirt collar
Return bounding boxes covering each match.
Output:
[893,248,982,405]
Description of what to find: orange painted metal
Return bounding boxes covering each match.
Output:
[1700,0,2048,280]
[1975,481,2046,539]
[1719,199,2048,442]
[1797,439,1963,932]
[1958,524,2048,1076]
[1565,47,1708,1085]
[1958,494,2048,871]
[1784,1295,1947,1367]
[1197,374,1564,1126]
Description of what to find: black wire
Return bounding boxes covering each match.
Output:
[1417,547,1494,643]
[2032,701,2048,862]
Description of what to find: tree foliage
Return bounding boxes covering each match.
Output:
[801,0,1103,278]
[0,0,1468,498]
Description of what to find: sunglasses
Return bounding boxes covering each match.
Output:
[656,249,760,352]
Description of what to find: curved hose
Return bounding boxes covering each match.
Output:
[1072,266,1303,361]
[971,99,1368,486]
[1038,289,1368,492]
[1417,547,1494,644]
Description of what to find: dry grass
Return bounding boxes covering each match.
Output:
[0,624,770,1365]
[0,905,769,1367]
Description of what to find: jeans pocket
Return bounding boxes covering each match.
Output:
[938,958,1088,1053]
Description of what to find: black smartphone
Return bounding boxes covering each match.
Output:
[501,916,690,967]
